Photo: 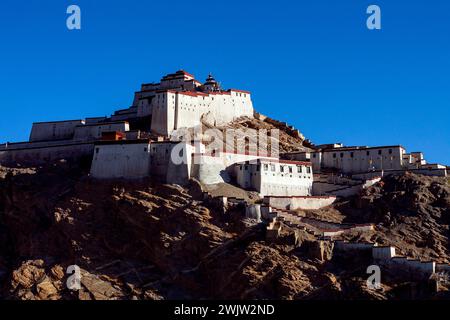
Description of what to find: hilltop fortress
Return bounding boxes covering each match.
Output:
[133,70,254,135]
[0,70,447,202]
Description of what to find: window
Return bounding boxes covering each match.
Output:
[378,150,382,155]
[306,167,311,174]
[280,166,285,173]
[340,153,344,158]
[366,151,370,156]
[297,166,302,173]
[271,164,276,171]
[288,166,293,173]
[312,154,316,158]
[256,165,260,172]
[144,147,147,152]
[350,152,354,158]
[333,153,336,158]
[389,149,393,154]
[264,164,269,171]
[95,148,99,154]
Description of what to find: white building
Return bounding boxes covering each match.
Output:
[234,159,313,196]
[283,144,447,177]
[90,140,198,184]
[133,70,254,136]
[90,140,151,179]
[29,120,85,142]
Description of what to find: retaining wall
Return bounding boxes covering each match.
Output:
[264,195,336,210]
[0,141,94,166]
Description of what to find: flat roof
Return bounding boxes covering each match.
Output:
[323,145,405,152]
[76,121,129,127]
[32,119,84,125]
[229,89,251,94]
[95,139,150,146]
[234,158,312,166]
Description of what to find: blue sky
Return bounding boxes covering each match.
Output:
[0,0,449,164]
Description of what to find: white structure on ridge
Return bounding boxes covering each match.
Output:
[133,70,254,135]
[89,139,315,197]
[235,159,313,196]
[283,144,447,177]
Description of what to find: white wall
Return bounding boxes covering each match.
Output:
[321,146,405,174]
[264,196,336,210]
[193,152,277,185]
[90,142,151,179]
[235,160,313,196]
[0,142,94,165]
[29,120,85,142]
[73,122,130,141]
[150,90,254,136]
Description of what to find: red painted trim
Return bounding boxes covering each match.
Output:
[229,89,251,94]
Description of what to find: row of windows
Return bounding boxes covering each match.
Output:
[240,163,311,174]
[332,149,394,159]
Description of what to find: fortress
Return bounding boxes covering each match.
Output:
[0,70,447,199]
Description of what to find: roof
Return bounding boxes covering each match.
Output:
[229,89,251,94]
[32,119,84,125]
[322,145,405,152]
[76,121,129,127]
[232,158,312,166]
[95,139,150,146]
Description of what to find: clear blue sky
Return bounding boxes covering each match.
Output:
[0,0,449,164]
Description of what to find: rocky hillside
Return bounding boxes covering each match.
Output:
[337,173,450,263]
[0,163,449,300]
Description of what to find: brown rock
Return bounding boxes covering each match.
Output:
[11,260,45,290]
[37,277,59,300]
[50,265,65,280]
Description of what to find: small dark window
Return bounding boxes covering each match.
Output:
[389,149,393,154]
[280,166,285,173]
[340,153,344,158]
[297,166,302,173]
[350,152,354,158]
[288,166,293,173]
[312,154,316,158]
[378,150,382,155]
[95,148,99,154]
[256,165,260,172]
[271,164,276,171]
[144,147,147,152]
[333,153,336,158]
[366,151,370,156]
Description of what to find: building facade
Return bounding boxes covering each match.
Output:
[282,144,447,177]
[234,159,313,196]
[133,70,254,135]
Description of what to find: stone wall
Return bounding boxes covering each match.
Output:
[264,195,336,210]
[0,141,94,166]
[29,120,85,142]
[90,141,151,179]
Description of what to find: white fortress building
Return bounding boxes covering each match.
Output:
[235,159,313,196]
[132,70,254,135]
[0,70,446,201]
[283,144,447,177]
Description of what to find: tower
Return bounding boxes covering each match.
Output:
[203,73,221,92]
